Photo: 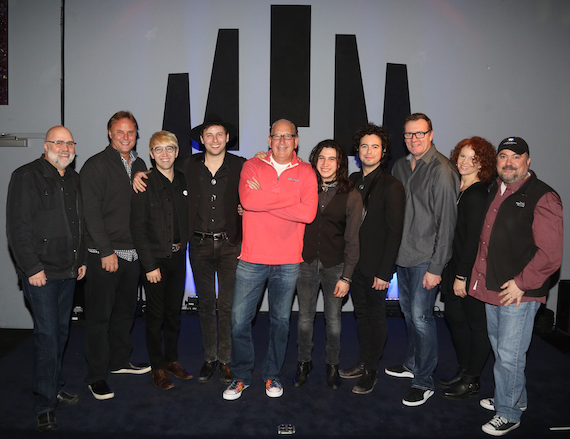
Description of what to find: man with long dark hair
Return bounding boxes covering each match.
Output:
[293,140,362,389]
[339,123,405,394]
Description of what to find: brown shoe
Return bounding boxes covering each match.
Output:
[164,361,193,380]
[219,363,233,384]
[151,369,174,390]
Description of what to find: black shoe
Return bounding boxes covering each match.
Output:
[326,364,341,389]
[88,380,114,400]
[57,391,80,406]
[339,362,365,379]
[111,361,151,374]
[294,360,313,387]
[36,411,57,432]
[402,387,434,406]
[442,375,480,399]
[437,367,465,387]
[352,369,378,394]
[198,361,218,383]
[219,363,233,384]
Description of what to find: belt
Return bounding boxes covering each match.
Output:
[171,243,182,252]
[194,231,228,241]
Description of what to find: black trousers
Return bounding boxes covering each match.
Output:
[444,293,491,376]
[84,253,140,384]
[350,266,388,371]
[143,250,186,369]
[189,236,240,364]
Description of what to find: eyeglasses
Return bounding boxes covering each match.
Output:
[46,140,76,147]
[270,133,297,141]
[403,131,431,139]
[151,145,178,154]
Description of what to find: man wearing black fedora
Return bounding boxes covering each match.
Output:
[135,114,246,384]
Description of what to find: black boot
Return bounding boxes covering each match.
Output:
[294,361,313,387]
[442,374,480,399]
[437,367,466,388]
[352,369,378,394]
[339,362,365,379]
[326,364,341,389]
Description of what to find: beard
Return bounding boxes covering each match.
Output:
[47,149,75,169]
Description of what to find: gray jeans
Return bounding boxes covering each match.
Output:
[296,259,344,365]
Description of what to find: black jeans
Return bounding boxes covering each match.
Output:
[189,236,240,364]
[84,253,140,384]
[143,250,186,369]
[350,266,388,371]
[444,293,491,376]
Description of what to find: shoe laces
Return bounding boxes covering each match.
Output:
[266,379,281,390]
[489,415,509,428]
[228,380,244,391]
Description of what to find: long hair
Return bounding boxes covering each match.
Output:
[309,139,353,194]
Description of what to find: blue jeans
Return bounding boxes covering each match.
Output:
[22,277,76,415]
[486,301,540,423]
[397,263,438,390]
[230,260,299,385]
[296,260,344,365]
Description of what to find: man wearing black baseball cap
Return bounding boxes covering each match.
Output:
[469,136,563,436]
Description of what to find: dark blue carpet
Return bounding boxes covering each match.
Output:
[1,311,569,438]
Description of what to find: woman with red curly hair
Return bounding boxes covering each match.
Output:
[439,136,496,399]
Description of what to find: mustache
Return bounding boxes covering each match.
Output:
[501,166,517,171]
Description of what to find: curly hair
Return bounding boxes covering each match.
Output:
[351,123,391,167]
[450,136,496,183]
[309,139,353,194]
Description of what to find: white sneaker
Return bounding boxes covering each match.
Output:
[480,398,527,412]
[482,415,520,436]
[223,380,249,400]
[265,378,284,397]
[402,387,434,407]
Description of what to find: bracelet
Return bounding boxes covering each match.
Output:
[339,276,352,284]
[455,275,467,282]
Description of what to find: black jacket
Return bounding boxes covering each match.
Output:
[180,152,246,245]
[80,145,147,256]
[350,169,406,281]
[6,157,85,279]
[130,169,189,273]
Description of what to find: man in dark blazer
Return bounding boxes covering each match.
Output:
[339,123,405,394]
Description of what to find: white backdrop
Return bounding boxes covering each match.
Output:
[1,0,569,327]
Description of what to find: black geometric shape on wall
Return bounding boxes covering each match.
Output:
[204,29,239,151]
[163,73,192,157]
[270,5,311,127]
[383,63,410,172]
[334,34,368,157]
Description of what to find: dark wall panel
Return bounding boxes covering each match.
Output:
[334,34,367,157]
[270,5,311,127]
[162,73,192,156]
[383,63,410,171]
[204,29,239,150]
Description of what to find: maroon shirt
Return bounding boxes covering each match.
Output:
[469,172,563,306]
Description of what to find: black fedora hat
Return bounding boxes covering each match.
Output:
[190,113,238,143]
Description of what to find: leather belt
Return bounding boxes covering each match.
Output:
[194,231,228,241]
[171,243,182,252]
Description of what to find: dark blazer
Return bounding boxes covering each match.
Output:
[179,152,246,245]
[80,145,147,256]
[130,169,188,273]
[350,168,406,281]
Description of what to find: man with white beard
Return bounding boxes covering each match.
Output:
[7,126,86,431]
